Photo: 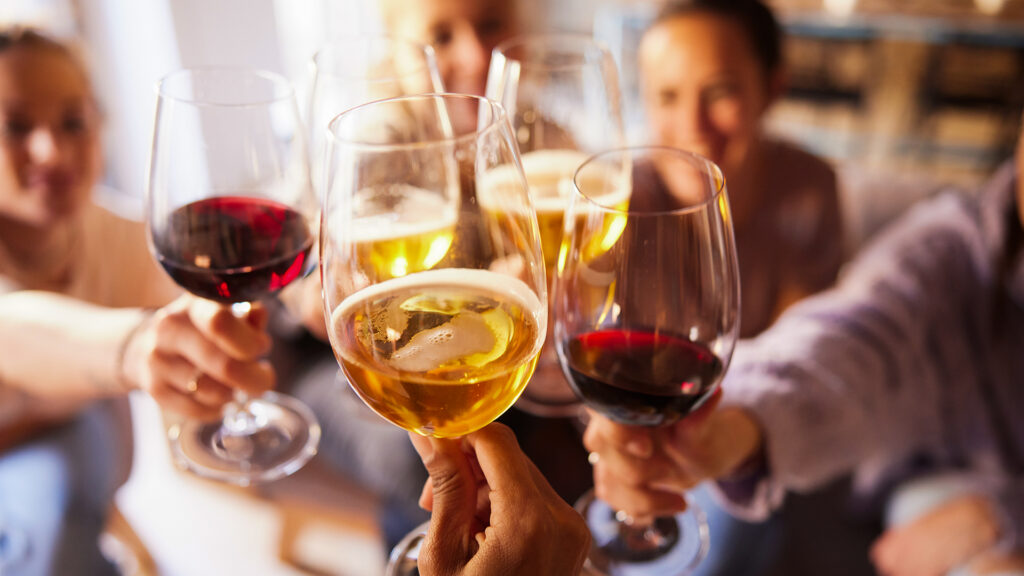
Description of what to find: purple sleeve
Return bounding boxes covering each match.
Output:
[709,193,987,520]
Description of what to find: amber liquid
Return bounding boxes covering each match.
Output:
[329,268,544,437]
[478,149,630,272]
[347,184,457,280]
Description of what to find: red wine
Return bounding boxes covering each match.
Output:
[155,196,313,303]
[564,329,722,426]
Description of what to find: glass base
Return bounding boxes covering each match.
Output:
[577,490,708,576]
[385,520,429,576]
[167,391,320,486]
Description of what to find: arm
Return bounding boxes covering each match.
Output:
[585,193,986,520]
[0,291,275,421]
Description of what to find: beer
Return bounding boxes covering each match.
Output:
[478,149,630,271]
[330,268,545,437]
[348,184,457,279]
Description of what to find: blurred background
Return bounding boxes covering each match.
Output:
[5,0,1024,248]
[3,0,1022,574]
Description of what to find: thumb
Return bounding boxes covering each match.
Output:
[409,433,477,574]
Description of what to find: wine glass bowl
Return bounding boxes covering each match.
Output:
[320,93,548,439]
[308,37,443,195]
[554,146,739,575]
[485,34,625,417]
[147,67,321,485]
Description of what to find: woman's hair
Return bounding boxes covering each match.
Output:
[653,0,783,75]
[0,27,92,87]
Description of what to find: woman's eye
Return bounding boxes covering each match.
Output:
[62,116,88,134]
[1,119,32,138]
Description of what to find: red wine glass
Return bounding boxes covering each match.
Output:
[147,68,320,485]
[553,146,740,575]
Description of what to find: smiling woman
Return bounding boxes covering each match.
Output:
[640,0,844,339]
[0,28,279,575]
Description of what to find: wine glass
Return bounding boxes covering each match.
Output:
[320,93,547,575]
[553,146,740,575]
[486,34,625,417]
[308,36,443,197]
[147,68,321,485]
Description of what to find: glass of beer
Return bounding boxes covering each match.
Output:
[554,146,740,575]
[321,94,548,571]
[485,34,625,416]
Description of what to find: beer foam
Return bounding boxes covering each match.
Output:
[346,184,457,242]
[388,311,496,372]
[334,268,545,331]
[478,149,630,214]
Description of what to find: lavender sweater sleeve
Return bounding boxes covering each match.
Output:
[712,175,1024,524]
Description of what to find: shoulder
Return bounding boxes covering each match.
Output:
[764,139,838,199]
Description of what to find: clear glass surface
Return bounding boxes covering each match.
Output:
[554,146,740,575]
[308,37,442,199]
[147,68,321,486]
[486,34,625,417]
[320,93,547,571]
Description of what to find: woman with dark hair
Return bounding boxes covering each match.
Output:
[641,0,844,338]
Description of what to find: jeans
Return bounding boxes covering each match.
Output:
[0,402,124,576]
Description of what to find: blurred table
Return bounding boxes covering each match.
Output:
[115,392,385,576]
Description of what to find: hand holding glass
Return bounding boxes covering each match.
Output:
[147,68,321,485]
[554,146,740,575]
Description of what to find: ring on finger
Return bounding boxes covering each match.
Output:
[186,370,202,394]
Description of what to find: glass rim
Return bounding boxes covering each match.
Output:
[312,36,439,84]
[155,66,295,107]
[326,92,508,151]
[492,33,614,71]
[573,145,727,217]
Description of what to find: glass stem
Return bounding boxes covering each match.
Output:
[223,301,260,436]
[618,513,672,553]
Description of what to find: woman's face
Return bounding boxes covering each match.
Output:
[640,13,778,180]
[384,0,517,97]
[0,47,100,228]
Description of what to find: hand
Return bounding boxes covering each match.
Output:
[410,423,591,576]
[871,493,1003,576]
[123,294,275,420]
[582,391,762,520]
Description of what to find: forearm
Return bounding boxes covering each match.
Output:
[0,291,148,401]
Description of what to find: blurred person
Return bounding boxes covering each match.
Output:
[296,0,594,556]
[0,29,275,575]
[640,0,843,338]
[379,0,518,98]
[411,422,590,576]
[582,116,1024,576]
[632,1,846,572]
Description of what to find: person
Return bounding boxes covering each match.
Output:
[640,0,843,338]
[582,116,1024,575]
[378,0,518,98]
[410,422,590,576]
[294,0,595,555]
[0,29,274,574]
[631,1,847,572]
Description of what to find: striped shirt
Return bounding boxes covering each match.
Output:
[718,162,1024,537]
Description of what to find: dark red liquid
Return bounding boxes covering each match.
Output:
[154,196,313,303]
[564,330,722,426]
